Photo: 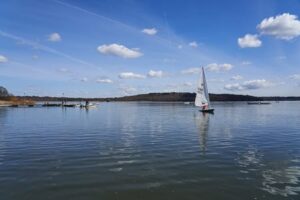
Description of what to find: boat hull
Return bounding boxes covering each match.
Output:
[199,108,214,113]
[80,105,96,108]
[247,102,271,105]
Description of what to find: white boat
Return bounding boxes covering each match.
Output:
[80,103,96,108]
[195,67,214,113]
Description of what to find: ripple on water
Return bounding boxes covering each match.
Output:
[1,102,300,200]
[262,166,300,197]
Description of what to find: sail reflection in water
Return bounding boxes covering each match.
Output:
[194,112,210,153]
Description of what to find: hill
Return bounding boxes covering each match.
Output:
[17,92,300,102]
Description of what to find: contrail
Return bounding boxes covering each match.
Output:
[53,0,137,32]
[0,30,100,69]
[52,0,178,46]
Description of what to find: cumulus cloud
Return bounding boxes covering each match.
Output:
[224,83,244,91]
[97,44,142,58]
[48,33,62,42]
[119,72,145,79]
[231,75,243,80]
[224,79,271,91]
[183,82,193,86]
[242,79,272,89]
[142,28,157,35]
[120,86,137,95]
[189,41,198,47]
[147,70,163,78]
[206,63,233,72]
[257,13,300,40]
[181,67,201,74]
[238,34,262,48]
[0,55,8,63]
[290,74,300,80]
[96,78,113,83]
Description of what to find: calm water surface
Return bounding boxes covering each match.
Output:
[0,102,300,200]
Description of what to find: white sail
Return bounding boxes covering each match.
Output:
[195,67,210,108]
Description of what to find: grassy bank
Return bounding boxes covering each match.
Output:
[0,96,35,106]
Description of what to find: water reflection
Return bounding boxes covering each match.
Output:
[0,107,7,127]
[262,164,300,197]
[194,112,210,153]
[236,147,264,173]
[0,108,7,166]
[1,102,300,200]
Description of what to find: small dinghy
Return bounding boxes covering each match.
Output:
[80,100,96,108]
[195,67,214,113]
[80,104,96,108]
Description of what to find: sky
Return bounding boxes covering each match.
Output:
[1,0,300,97]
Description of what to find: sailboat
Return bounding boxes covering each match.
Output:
[195,67,214,113]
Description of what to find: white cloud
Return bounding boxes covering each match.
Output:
[96,78,113,83]
[119,72,145,79]
[231,75,243,80]
[120,86,137,95]
[257,13,300,40]
[224,83,244,91]
[224,79,271,91]
[81,77,88,82]
[206,63,233,72]
[189,41,198,48]
[242,79,272,89]
[142,28,157,35]
[290,74,300,80]
[0,55,8,63]
[97,43,143,58]
[147,70,163,78]
[183,82,193,87]
[177,45,183,49]
[181,67,201,74]
[241,61,251,65]
[48,33,62,42]
[238,34,262,48]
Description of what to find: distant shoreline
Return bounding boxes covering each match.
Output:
[14,92,300,102]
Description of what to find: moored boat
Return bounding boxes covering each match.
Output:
[247,101,271,105]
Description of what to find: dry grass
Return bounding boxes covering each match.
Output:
[0,96,35,106]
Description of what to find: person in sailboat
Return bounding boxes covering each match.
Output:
[202,103,209,110]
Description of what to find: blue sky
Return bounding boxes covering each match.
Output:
[1,0,300,97]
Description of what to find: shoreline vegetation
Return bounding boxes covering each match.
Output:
[0,96,35,106]
[0,86,35,106]
[12,92,300,103]
[1,86,300,106]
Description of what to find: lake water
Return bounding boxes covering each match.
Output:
[0,102,300,200]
